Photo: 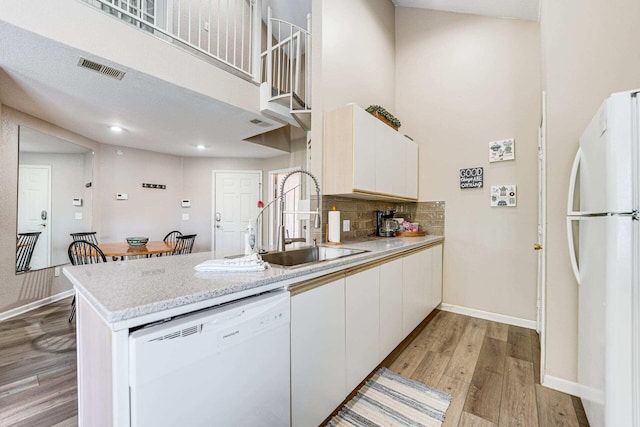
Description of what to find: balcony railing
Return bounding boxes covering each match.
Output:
[83,0,261,80]
[261,8,311,112]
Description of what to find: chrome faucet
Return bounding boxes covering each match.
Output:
[278,170,321,251]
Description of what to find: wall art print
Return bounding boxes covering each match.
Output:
[491,184,517,207]
[489,138,515,162]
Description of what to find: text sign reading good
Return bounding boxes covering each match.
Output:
[460,167,484,189]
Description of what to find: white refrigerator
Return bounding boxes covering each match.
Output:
[566,89,640,427]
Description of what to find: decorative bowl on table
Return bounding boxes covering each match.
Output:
[126,237,149,247]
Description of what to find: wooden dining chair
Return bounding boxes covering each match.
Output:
[67,240,107,322]
[16,232,41,273]
[163,230,182,244]
[159,230,182,257]
[70,232,99,245]
[171,234,197,255]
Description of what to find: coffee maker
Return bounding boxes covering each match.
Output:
[374,210,397,237]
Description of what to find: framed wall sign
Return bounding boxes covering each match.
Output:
[489,138,515,162]
[460,167,483,189]
[491,184,517,207]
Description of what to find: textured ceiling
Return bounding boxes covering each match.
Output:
[0,22,288,159]
[393,0,540,21]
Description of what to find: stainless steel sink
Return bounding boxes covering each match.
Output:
[261,246,369,268]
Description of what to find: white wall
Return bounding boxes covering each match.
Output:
[540,0,640,381]
[396,9,541,321]
[97,144,183,243]
[311,0,396,181]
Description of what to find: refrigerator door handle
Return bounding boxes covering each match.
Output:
[567,147,582,215]
[566,217,581,284]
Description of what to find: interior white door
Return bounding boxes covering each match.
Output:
[213,171,261,258]
[18,165,51,269]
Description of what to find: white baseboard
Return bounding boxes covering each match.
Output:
[438,303,537,330]
[542,374,590,399]
[0,290,75,322]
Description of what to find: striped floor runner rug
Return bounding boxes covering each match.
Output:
[327,367,452,427]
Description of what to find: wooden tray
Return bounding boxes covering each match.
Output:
[396,231,426,237]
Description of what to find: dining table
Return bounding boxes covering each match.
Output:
[98,241,176,259]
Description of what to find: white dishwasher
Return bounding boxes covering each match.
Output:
[129,290,290,427]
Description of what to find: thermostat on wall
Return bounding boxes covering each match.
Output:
[181,199,191,208]
[73,198,83,207]
[116,193,128,200]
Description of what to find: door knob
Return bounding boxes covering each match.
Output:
[533,243,542,250]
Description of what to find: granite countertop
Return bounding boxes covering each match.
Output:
[63,235,443,327]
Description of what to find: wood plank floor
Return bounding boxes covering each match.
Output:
[0,302,588,427]
[389,310,589,427]
[0,298,77,427]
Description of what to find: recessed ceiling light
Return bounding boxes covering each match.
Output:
[196,144,206,150]
[110,125,124,132]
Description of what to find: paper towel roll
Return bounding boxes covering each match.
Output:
[328,208,341,243]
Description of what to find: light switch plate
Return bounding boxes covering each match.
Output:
[182,213,190,220]
[54,267,60,277]
[75,212,83,220]
[343,220,350,232]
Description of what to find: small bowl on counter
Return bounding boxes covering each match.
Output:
[126,237,149,247]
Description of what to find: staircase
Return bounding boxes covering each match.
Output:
[260,8,312,131]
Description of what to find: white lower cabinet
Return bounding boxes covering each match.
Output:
[402,249,433,336]
[291,278,346,427]
[345,267,381,392]
[379,258,404,359]
[430,244,443,313]
[290,243,443,425]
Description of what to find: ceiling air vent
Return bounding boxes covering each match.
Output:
[77,57,126,80]
[250,118,271,128]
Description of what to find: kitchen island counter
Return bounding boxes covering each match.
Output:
[63,235,443,330]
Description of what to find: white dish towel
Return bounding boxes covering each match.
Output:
[194,253,270,272]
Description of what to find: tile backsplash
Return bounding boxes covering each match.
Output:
[312,196,445,242]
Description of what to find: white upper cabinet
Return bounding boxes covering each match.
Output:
[353,107,378,192]
[406,140,418,199]
[324,104,419,201]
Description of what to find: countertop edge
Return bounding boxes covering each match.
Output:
[65,236,444,328]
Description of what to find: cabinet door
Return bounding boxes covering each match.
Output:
[392,134,407,198]
[406,140,419,199]
[291,279,346,427]
[353,107,377,192]
[379,258,403,359]
[346,267,380,392]
[375,123,396,196]
[402,249,432,336]
[430,245,443,312]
